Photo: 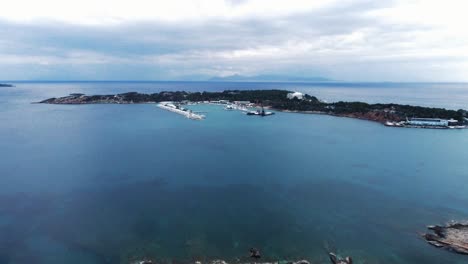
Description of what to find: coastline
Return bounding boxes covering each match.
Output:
[37,90,468,129]
[271,108,468,129]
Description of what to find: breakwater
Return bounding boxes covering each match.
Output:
[157,102,205,120]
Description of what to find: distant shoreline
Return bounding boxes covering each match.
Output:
[38,90,468,129]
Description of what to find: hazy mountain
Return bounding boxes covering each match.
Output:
[208,74,333,82]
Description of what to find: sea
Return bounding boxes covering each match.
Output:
[1,81,468,264]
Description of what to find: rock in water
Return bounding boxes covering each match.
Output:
[249,248,261,259]
[130,261,153,264]
[211,260,228,264]
[423,221,468,255]
[329,253,353,264]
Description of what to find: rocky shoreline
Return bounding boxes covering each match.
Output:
[279,109,399,124]
[131,260,314,264]
[423,221,468,255]
[130,253,353,264]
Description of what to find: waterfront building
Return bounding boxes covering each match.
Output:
[407,118,453,127]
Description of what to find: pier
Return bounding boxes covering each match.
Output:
[157,102,205,120]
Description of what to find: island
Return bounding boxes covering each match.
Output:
[0,83,14,87]
[38,89,468,128]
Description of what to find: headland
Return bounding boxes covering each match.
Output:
[38,90,468,128]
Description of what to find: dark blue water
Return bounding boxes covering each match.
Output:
[1,82,468,264]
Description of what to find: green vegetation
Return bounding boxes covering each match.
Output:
[118,90,319,103]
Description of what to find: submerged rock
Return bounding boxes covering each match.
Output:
[249,248,261,259]
[423,221,468,255]
[292,260,310,264]
[211,260,229,264]
[329,253,353,264]
[130,260,154,264]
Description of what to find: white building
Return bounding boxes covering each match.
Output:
[287,92,304,100]
[407,118,450,127]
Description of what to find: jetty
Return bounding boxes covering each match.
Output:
[157,102,205,120]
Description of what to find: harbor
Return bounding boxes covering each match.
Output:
[158,99,277,120]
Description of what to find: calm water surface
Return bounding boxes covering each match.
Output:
[1,82,468,264]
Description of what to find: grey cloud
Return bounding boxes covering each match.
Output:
[0,0,466,81]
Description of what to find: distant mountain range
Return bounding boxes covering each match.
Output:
[207,74,333,82]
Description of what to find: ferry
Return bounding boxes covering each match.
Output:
[385,118,466,129]
[246,107,275,116]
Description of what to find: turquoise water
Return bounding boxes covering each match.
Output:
[1,82,468,264]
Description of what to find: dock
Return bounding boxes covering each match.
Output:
[157,102,205,120]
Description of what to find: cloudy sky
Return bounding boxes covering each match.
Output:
[1,0,468,81]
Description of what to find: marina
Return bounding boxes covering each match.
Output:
[223,104,249,112]
[158,100,277,120]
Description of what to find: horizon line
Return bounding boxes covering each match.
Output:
[3,80,468,84]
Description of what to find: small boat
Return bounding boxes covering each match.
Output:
[224,105,235,110]
[449,125,466,129]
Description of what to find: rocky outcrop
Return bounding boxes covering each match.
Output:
[328,253,353,264]
[423,221,468,255]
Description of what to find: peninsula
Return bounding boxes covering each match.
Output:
[0,83,14,87]
[39,90,468,127]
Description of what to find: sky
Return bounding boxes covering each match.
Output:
[1,0,468,81]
